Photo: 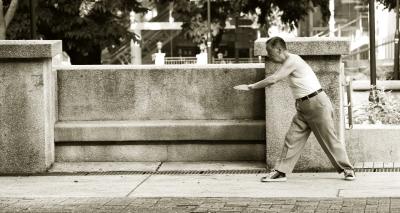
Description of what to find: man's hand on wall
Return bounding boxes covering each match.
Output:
[233,84,251,91]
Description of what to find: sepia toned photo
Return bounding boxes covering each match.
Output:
[0,0,399,212]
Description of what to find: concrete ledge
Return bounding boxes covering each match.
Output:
[49,162,161,173]
[0,40,62,58]
[345,125,400,163]
[352,80,400,91]
[54,63,265,70]
[254,37,350,56]
[55,120,266,142]
[55,142,265,162]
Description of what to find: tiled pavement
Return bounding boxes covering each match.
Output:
[1,197,400,213]
[2,162,400,212]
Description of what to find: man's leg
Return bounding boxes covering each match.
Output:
[274,112,312,174]
[308,98,354,173]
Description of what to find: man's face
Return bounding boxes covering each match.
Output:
[266,45,285,63]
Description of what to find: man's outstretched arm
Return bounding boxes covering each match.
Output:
[248,60,295,90]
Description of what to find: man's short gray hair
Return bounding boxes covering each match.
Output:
[266,36,287,50]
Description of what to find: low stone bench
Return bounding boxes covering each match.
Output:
[55,120,265,142]
[54,120,266,162]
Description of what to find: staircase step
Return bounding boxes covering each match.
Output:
[55,120,265,142]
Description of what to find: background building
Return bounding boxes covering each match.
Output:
[103,0,397,71]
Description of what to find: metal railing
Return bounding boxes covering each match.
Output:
[213,57,264,64]
[164,57,197,64]
[344,76,353,129]
[343,38,395,60]
[163,57,265,64]
[314,15,367,37]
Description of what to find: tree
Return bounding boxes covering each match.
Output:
[374,0,397,10]
[7,0,147,64]
[168,0,330,48]
[0,0,18,39]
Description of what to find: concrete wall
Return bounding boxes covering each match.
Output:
[57,64,265,121]
[346,126,400,163]
[255,37,350,172]
[55,64,267,162]
[344,80,400,163]
[1,40,398,170]
[0,41,61,174]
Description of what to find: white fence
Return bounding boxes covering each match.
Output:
[164,57,264,64]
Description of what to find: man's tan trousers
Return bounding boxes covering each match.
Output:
[274,91,353,174]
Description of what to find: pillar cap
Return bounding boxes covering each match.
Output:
[254,37,350,56]
[0,40,62,58]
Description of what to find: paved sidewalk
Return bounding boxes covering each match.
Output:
[1,162,400,212]
[1,172,399,198]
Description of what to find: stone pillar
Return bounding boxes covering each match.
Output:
[0,40,61,174]
[254,37,350,171]
[154,41,165,65]
[196,43,208,65]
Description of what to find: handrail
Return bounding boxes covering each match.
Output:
[314,15,366,37]
[343,39,395,59]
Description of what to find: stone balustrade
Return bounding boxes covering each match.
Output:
[0,40,61,174]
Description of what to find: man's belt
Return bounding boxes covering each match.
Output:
[297,89,323,101]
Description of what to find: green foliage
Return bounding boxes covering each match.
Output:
[353,89,400,125]
[168,0,330,45]
[171,0,231,45]
[361,0,400,11]
[374,0,397,10]
[239,0,331,30]
[7,0,147,64]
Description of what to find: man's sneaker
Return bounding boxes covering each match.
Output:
[261,170,287,182]
[344,169,356,181]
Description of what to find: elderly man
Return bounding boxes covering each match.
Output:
[234,36,355,182]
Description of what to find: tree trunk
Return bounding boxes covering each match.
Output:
[0,21,5,39]
[0,0,19,39]
[0,0,6,39]
[5,0,18,28]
